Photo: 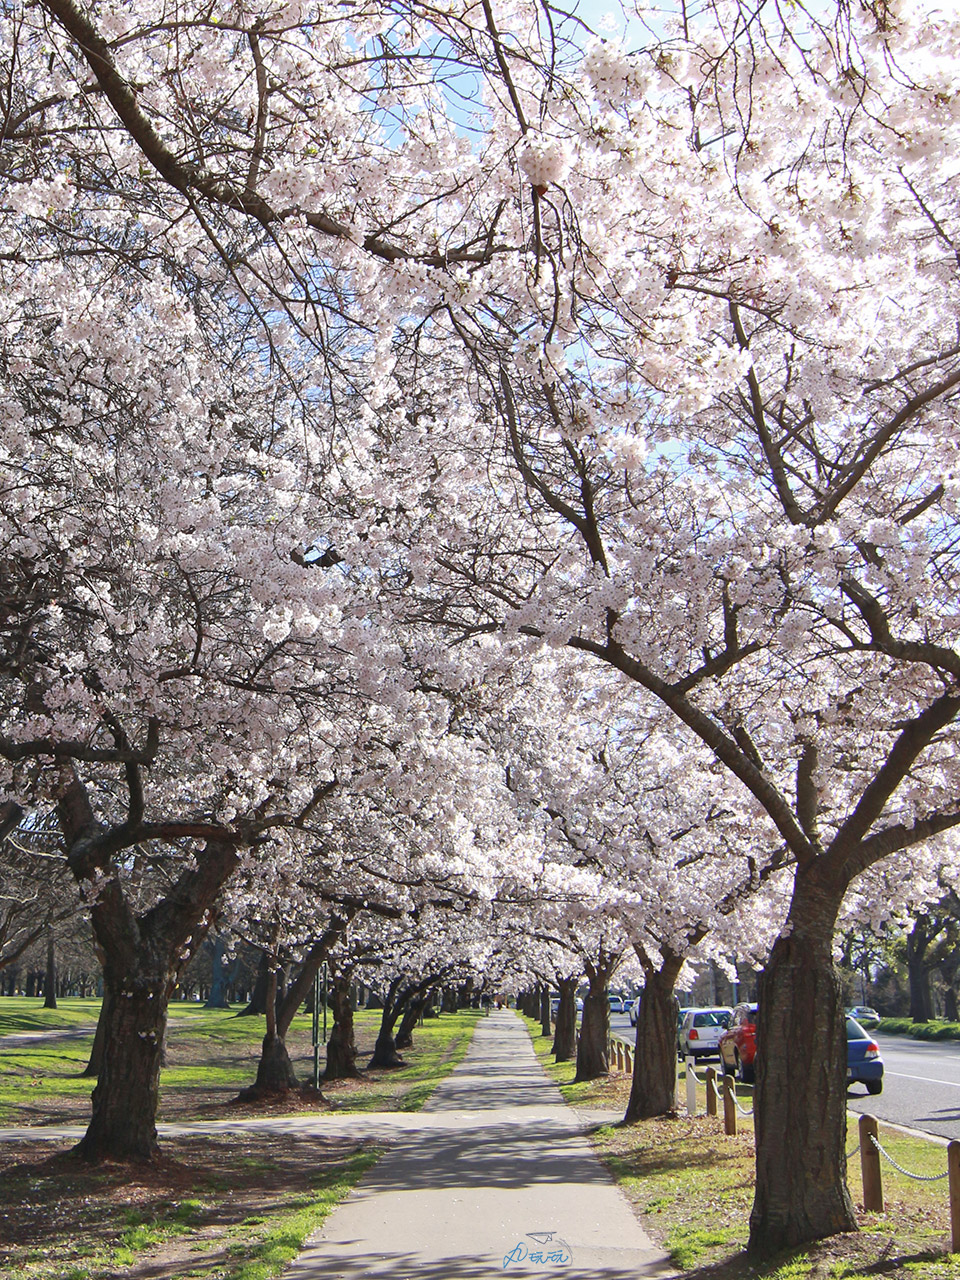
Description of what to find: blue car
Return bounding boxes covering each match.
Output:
[847,1015,883,1095]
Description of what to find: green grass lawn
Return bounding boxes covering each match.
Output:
[0,997,102,1035]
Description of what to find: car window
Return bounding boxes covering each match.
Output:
[693,1012,724,1027]
[846,1016,867,1038]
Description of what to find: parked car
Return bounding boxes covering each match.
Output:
[847,1005,881,1029]
[718,1002,759,1082]
[678,1007,733,1060]
[720,1005,884,1094]
[550,994,584,1017]
[846,1015,884,1094]
[608,994,626,1014]
[628,997,640,1026]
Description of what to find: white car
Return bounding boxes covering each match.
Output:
[628,998,640,1026]
[678,1007,733,1060]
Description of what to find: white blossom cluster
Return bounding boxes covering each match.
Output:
[518,133,572,189]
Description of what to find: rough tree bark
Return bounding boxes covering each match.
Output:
[369,973,439,1069]
[552,977,578,1062]
[204,933,230,1009]
[396,993,428,1050]
[575,953,619,1082]
[539,983,551,1038]
[250,966,300,1093]
[81,983,110,1078]
[906,916,935,1022]
[324,971,359,1080]
[625,947,685,1121]
[748,867,855,1254]
[238,952,269,1016]
[369,977,408,1068]
[42,933,57,1010]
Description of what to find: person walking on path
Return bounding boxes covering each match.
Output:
[284,1008,672,1278]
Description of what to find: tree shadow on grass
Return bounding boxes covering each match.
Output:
[673,1239,951,1280]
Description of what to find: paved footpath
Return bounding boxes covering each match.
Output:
[283,1009,671,1280]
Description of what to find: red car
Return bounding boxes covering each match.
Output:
[718,1002,758,1083]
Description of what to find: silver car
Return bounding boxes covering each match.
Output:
[678,1007,733,1060]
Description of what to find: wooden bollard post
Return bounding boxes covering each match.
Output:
[625,1046,632,1074]
[948,1141,960,1252]
[859,1114,883,1212]
[723,1074,737,1135]
[705,1067,717,1117]
[617,1041,625,1072]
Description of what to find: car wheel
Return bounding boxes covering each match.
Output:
[735,1051,754,1084]
[866,1079,883,1096]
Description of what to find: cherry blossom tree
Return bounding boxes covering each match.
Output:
[10,1,960,1253]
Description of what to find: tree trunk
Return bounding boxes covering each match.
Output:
[945,983,959,1023]
[396,995,427,1050]
[324,974,359,1080]
[748,869,855,1254]
[539,984,551,1038]
[204,933,230,1009]
[244,918,352,1095]
[253,1032,299,1091]
[370,1016,404,1068]
[552,977,578,1062]
[248,967,299,1092]
[58,771,240,1162]
[43,934,57,1010]
[73,961,170,1161]
[369,977,405,1068]
[575,968,611,1082]
[625,954,684,1121]
[906,920,933,1021]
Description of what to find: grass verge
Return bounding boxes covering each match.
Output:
[0,1135,378,1280]
[878,1019,960,1042]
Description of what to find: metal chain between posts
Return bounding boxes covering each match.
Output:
[722,1074,754,1116]
[868,1132,950,1181]
[730,1089,754,1117]
[685,1060,708,1085]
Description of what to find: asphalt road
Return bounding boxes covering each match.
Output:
[846,1033,960,1141]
